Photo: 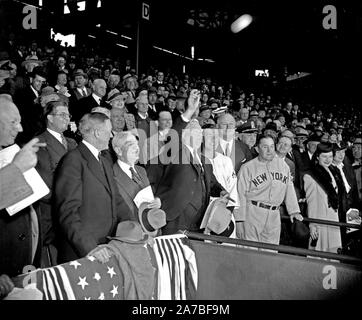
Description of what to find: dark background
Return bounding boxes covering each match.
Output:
[1,0,361,103]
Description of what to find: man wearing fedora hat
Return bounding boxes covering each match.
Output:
[70,69,91,102]
[14,66,47,145]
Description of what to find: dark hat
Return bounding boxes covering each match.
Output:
[167,92,176,100]
[0,60,12,71]
[332,141,348,151]
[200,104,211,113]
[73,68,87,78]
[250,110,259,117]
[291,220,310,243]
[176,91,187,99]
[110,69,121,76]
[264,122,278,132]
[236,121,258,134]
[307,134,320,143]
[107,221,149,244]
[295,127,309,137]
[122,73,133,81]
[316,142,333,154]
[138,202,167,237]
[31,66,46,79]
[148,86,157,95]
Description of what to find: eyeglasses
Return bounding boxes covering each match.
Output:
[53,113,72,120]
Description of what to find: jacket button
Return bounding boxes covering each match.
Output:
[18,234,26,241]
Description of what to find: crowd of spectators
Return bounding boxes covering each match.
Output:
[1,33,361,298]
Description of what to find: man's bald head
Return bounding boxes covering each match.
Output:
[217,113,235,126]
[0,98,23,148]
[92,78,107,98]
[216,113,236,141]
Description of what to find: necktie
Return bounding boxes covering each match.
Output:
[337,164,351,194]
[130,167,143,187]
[83,88,87,97]
[98,152,106,176]
[225,143,231,157]
[61,134,68,150]
[193,149,204,173]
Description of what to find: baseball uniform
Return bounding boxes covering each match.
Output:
[237,156,300,244]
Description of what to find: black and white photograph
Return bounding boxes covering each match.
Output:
[0,0,361,305]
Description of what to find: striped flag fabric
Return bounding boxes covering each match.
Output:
[152,234,198,300]
[15,255,124,300]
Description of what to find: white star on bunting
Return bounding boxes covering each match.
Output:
[107,266,116,278]
[84,297,91,300]
[93,272,101,281]
[87,256,96,262]
[77,276,89,290]
[98,292,105,300]
[110,285,118,298]
[69,260,81,270]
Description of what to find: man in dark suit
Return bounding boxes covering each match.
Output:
[112,131,161,221]
[35,100,77,266]
[73,78,107,124]
[216,113,247,174]
[53,112,130,263]
[69,69,91,107]
[0,97,45,277]
[155,118,226,235]
[14,67,47,145]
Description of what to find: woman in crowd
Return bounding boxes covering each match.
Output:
[106,88,136,131]
[303,143,343,253]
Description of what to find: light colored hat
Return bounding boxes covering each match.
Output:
[107,221,149,244]
[200,198,234,237]
[21,55,42,68]
[106,88,127,103]
[0,69,10,80]
[138,202,166,237]
[91,106,111,118]
[40,86,60,107]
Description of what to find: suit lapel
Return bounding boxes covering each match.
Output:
[78,142,111,194]
[182,145,200,176]
[113,163,137,201]
[42,131,67,158]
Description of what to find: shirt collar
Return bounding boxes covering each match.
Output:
[138,112,148,120]
[219,138,232,152]
[117,159,134,179]
[82,140,100,160]
[30,85,39,98]
[47,128,63,143]
[92,93,101,104]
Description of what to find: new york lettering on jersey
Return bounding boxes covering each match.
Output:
[251,171,288,187]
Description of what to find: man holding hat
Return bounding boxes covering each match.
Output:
[112,131,161,222]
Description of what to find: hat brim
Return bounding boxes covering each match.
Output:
[106,234,149,244]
